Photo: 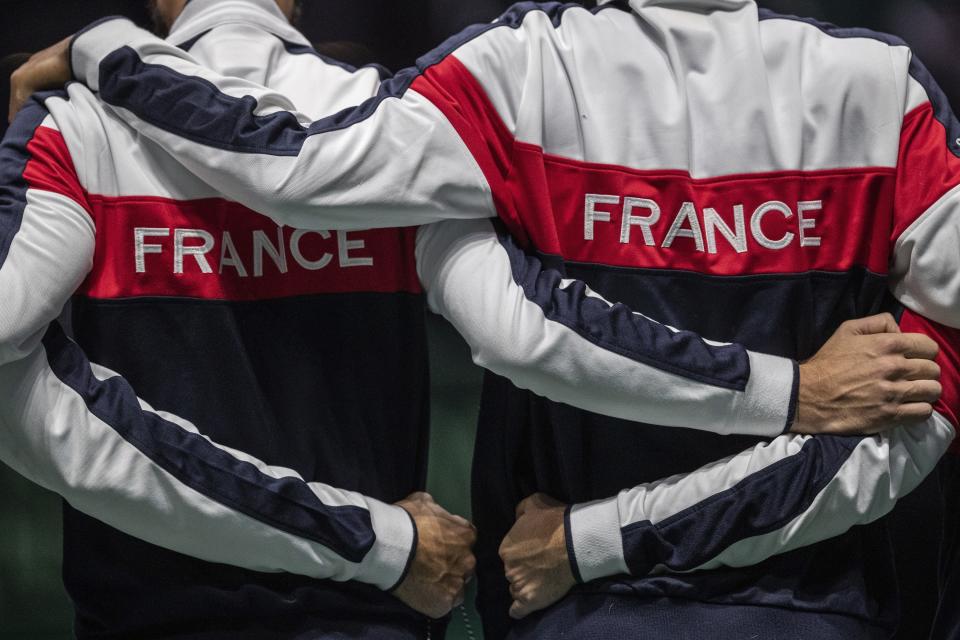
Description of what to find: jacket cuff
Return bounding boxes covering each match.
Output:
[352,498,417,591]
[728,351,798,438]
[566,497,628,584]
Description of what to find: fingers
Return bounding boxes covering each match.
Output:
[900,358,941,382]
[507,579,532,620]
[842,313,900,336]
[897,333,940,360]
[895,402,936,424]
[509,600,529,620]
[900,380,943,404]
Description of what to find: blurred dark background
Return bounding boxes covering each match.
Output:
[0,1,957,638]
[1,0,959,128]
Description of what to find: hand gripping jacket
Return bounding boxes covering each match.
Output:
[3,0,958,635]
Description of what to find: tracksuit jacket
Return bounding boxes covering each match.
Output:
[1,0,957,636]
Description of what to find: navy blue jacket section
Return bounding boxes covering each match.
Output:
[931,456,960,638]
[0,93,57,268]
[472,256,895,639]
[99,46,311,156]
[95,3,630,157]
[42,322,376,562]
[620,435,860,576]
[64,292,429,639]
[758,9,960,159]
[494,222,751,389]
[507,592,889,640]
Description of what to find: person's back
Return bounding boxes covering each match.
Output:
[458,1,960,637]
[30,2,431,637]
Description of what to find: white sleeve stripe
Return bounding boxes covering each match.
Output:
[890,182,960,329]
[72,6,599,157]
[0,338,413,589]
[42,323,378,564]
[0,188,95,368]
[691,413,955,572]
[491,222,798,435]
[416,218,794,437]
[569,415,953,582]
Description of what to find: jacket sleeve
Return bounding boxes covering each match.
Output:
[566,417,954,582]
[889,51,960,453]
[0,96,415,592]
[565,50,960,583]
[72,17,801,439]
[68,16,498,232]
[417,218,796,437]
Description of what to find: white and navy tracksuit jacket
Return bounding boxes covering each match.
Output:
[2,0,957,635]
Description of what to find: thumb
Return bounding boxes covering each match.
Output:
[842,313,901,336]
[509,600,530,620]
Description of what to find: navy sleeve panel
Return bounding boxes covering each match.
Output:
[619,436,859,575]
[42,323,376,563]
[91,2,625,158]
[494,221,751,391]
[0,94,57,267]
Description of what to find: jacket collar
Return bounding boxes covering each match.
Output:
[599,0,754,10]
[167,0,310,48]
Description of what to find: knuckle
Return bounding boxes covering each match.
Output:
[878,381,899,403]
[881,335,905,354]
[882,402,901,419]
[879,357,904,379]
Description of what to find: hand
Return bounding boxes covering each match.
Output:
[9,36,72,123]
[792,313,941,435]
[499,493,575,620]
[392,492,476,619]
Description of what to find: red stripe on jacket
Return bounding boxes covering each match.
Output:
[414,56,896,277]
[23,127,421,301]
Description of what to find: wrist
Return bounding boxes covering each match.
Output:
[353,499,418,591]
[566,497,628,584]
[728,352,798,438]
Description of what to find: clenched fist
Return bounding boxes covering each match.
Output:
[393,492,476,619]
[499,493,575,620]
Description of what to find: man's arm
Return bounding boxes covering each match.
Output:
[418,217,939,437]
[500,48,960,618]
[0,94,473,616]
[500,412,954,618]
